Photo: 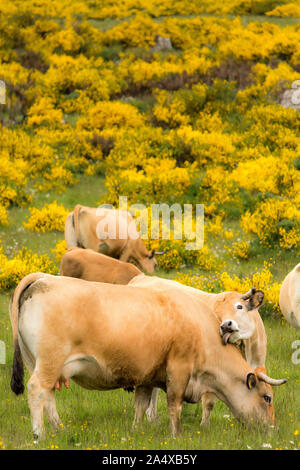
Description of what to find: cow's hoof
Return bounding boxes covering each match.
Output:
[146,412,160,423]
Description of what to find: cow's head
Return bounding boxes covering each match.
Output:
[214,287,264,345]
[126,239,166,273]
[229,365,286,425]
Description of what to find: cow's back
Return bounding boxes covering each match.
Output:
[60,248,142,284]
[20,276,205,387]
[73,206,133,255]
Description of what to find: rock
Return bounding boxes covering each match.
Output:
[280,87,300,110]
[151,35,173,52]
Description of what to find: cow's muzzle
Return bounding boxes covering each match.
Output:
[220,320,239,345]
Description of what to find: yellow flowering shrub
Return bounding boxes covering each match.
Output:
[175,272,218,293]
[205,216,224,238]
[76,101,145,131]
[0,247,58,291]
[153,90,190,128]
[266,3,300,17]
[230,155,298,197]
[23,202,69,232]
[200,166,239,213]
[106,158,193,205]
[227,240,251,260]
[241,199,300,248]
[0,206,9,226]
[27,97,63,128]
[52,239,68,263]
[279,227,300,249]
[175,127,237,167]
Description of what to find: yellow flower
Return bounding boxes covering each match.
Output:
[24,201,69,233]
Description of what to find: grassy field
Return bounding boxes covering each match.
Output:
[0,0,300,451]
[0,175,299,451]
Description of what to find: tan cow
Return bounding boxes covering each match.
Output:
[10,273,286,440]
[128,275,276,425]
[60,247,142,284]
[65,205,164,273]
[279,263,300,329]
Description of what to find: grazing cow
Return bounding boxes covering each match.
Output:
[60,247,142,284]
[65,205,164,273]
[128,275,280,425]
[59,253,270,423]
[279,263,300,329]
[10,273,286,440]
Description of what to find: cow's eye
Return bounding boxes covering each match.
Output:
[237,304,243,309]
[263,394,272,404]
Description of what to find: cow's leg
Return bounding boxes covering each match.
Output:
[166,364,190,437]
[44,389,62,431]
[146,388,159,422]
[167,390,183,438]
[27,372,51,440]
[133,386,153,428]
[200,392,217,427]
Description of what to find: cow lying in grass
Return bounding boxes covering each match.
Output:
[279,263,300,330]
[10,273,286,440]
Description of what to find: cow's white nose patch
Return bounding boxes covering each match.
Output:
[220,319,239,332]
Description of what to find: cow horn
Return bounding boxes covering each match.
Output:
[256,371,287,386]
[241,287,256,300]
[154,251,166,255]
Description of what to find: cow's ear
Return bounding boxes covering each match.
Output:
[248,290,264,310]
[246,373,257,390]
[149,249,155,259]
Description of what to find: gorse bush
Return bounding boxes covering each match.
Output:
[0,0,299,295]
[0,246,58,291]
[23,201,69,232]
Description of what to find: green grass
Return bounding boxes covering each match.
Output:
[0,173,299,450]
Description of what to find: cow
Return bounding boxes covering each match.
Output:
[64,205,164,273]
[128,275,278,425]
[279,263,300,329]
[60,247,142,285]
[10,273,286,440]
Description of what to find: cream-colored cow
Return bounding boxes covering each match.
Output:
[65,205,164,273]
[10,273,285,440]
[129,275,279,425]
[279,263,300,329]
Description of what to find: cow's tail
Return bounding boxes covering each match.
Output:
[73,204,82,247]
[10,273,47,395]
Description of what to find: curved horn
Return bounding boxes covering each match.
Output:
[256,371,287,386]
[241,287,256,300]
[154,251,166,255]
